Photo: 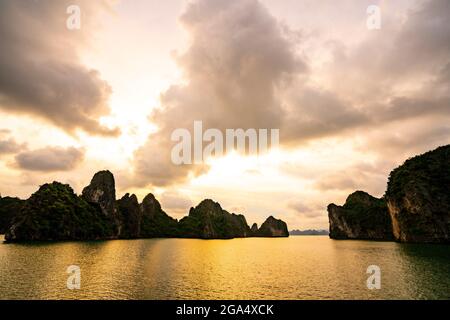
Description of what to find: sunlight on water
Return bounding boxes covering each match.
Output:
[0,235,449,299]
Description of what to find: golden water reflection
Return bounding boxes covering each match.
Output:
[0,236,449,299]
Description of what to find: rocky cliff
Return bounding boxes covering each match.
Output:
[2,171,288,241]
[385,145,450,243]
[140,193,179,237]
[117,193,141,238]
[117,192,179,238]
[81,170,120,235]
[178,199,252,239]
[328,191,393,240]
[254,216,289,237]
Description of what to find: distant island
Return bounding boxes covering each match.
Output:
[0,171,288,242]
[328,145,450,244]
[289,229,329,236]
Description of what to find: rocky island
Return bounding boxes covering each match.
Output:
[328,145,450,243]
[1,171,289,242]
[328,191,394,240]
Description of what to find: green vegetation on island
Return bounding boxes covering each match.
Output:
[328,145,450,243]
[1,171,288,242]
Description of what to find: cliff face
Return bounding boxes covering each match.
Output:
[385,145,450,243]
[81,170,121,236]
[328,145,450,243]
[254,216,289,237]
[0,196,23,234]
[117,193,141,238]
[117,193,179,238]
[3,171,289,242]
[140,194,179,237]
[328,191,393,240]
[5,182,115,241]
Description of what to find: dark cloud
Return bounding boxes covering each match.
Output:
[0,129,26,155]
[14,146,85,172]
[281,88,367,143]
[0,0,119,136]
[383,0,450,78]
[0,138,25,155]
[329,0,450,109]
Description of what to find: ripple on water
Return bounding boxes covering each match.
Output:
[0,235,449,299]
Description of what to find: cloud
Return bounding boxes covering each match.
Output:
[285,199,329,230]
[381,0,450,79]
[131,0,450,188]
[328,0,450,107]
[0,138,26,156]
[314,173,360,192]
[280,88,367,143]
[0,129,26,156]
[0,0,119,136]
[284,0,450,148]
[159,191,193,217]
[313,162,389,197]
[132,0,306,187]
[355,118,450,159]
[287,201,323,218]
[14,146,85,172]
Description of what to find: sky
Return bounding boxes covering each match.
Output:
[0,0,449,230]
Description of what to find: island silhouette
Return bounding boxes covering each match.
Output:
[1,171,288,242]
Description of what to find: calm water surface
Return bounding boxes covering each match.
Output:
[0,235,449,299]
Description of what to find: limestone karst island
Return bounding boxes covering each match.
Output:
[327,145,450,243]
[1,170,288,242]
